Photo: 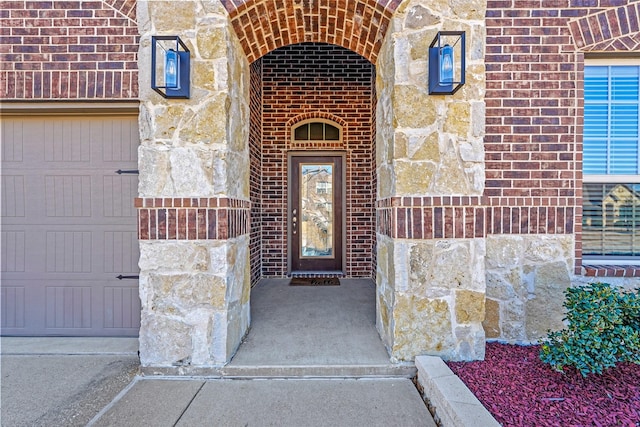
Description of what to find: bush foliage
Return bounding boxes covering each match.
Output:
[540,282,640,377]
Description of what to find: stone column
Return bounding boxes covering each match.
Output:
[136,0,251,367]
[375,0,487,361]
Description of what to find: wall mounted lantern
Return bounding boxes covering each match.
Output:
[151,36,190,99]
[428,31,465,95]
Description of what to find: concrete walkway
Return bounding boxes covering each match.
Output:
[1,280,437,426]
[1,337,435,427]
[1,337,140,427]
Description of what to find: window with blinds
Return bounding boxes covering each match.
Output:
[583,64,640,260]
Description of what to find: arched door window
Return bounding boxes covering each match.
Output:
[292,120,341,142]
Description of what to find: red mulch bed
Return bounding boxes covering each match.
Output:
[447,342,640,426]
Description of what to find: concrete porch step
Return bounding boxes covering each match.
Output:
[140,363,417,379]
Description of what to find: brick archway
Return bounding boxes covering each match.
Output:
[221,0,401,64]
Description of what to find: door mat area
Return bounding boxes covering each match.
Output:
[289,277,340,286]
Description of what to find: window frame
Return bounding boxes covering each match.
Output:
[582,58,640,265]
[291,119,343,143]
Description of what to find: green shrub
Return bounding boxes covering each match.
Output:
[539,282,640,377]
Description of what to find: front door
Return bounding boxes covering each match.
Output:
[289,154,344,273]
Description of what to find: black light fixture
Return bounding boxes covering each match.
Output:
[151,36,190,99]
[428,31,465,95]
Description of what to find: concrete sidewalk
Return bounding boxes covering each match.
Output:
[1,337,436,427]
[1,338,140,426]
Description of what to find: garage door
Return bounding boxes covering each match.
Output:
[1,114,140,336]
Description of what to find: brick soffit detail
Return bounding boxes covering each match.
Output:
[220,0,402,64]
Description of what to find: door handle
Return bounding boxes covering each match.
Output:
[292,209,297,234]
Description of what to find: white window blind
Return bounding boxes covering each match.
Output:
[583,65,640,259]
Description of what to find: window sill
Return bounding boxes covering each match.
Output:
[582,264,640,278]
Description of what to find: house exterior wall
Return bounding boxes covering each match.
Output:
[3,0,638,367]
[0,0,138,99]
[135,0,252,366]
[482,0,640,343]
[374,0,488,361]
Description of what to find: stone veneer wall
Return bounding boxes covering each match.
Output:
[483,0,640,344]
[136,0,251,366]
[375,0,488,361]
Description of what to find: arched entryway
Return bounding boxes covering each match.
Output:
[248,43,377,283]
[136,0,487,370]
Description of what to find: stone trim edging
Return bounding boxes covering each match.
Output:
[415,356,500,427]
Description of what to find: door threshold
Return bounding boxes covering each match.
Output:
[289,271,345,278]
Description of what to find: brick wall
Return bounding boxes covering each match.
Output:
[484,0,640,275]
[249,59,263,286]
[0,0,138,99]
[220,0,400,64]
[258,43,376,278]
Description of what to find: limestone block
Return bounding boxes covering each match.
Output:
[404,4,440,29]
[525,261,571,339]
[394,160,435,195]
[459,139,483,163]
[469,24,487,61]
[502,321,526,342]
[154,105,195,142]
[225,299,250,360]
[454,325,486,360]
[460,64,486,100]
[138,146,171,196]
[179,96,228,145]
[455,290,485,323]
[148,0,196,32]
[464,163,485,194]
[524,235,572,265]
[392,294,454,361]
[392,85,435,128]
[199,2,228,16]
[432,142,470,194]
[444,102,470,136]
[139,241,211,272]
[409,241,433,291]
[486,235,524,269]
[139,314,192,366]
[392,36,410,85]
[225,151,250,199]
[470,102,485,139]
[429,240,472,290]
[196,26,227,60]
[168,147,226,195]
[503,298,525,323]
[483,298,500,339]
[397,130,441,162]
[148,273,227,314]
[377,164,395,198]
[485,270,517,300]
[449,0,486,20]
[225,237,250,304]
[407,31,430,63]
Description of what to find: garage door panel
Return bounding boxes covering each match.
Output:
[46,285,93,329]
[103,175,137,218]
[104,230,139,274]
[1,286,26,329]
[1,114,140,337]
[44,118,91,163]
[103,286,141,329]
[1,230,26,273]
[1,175,26,217]
[45,175,93,218]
